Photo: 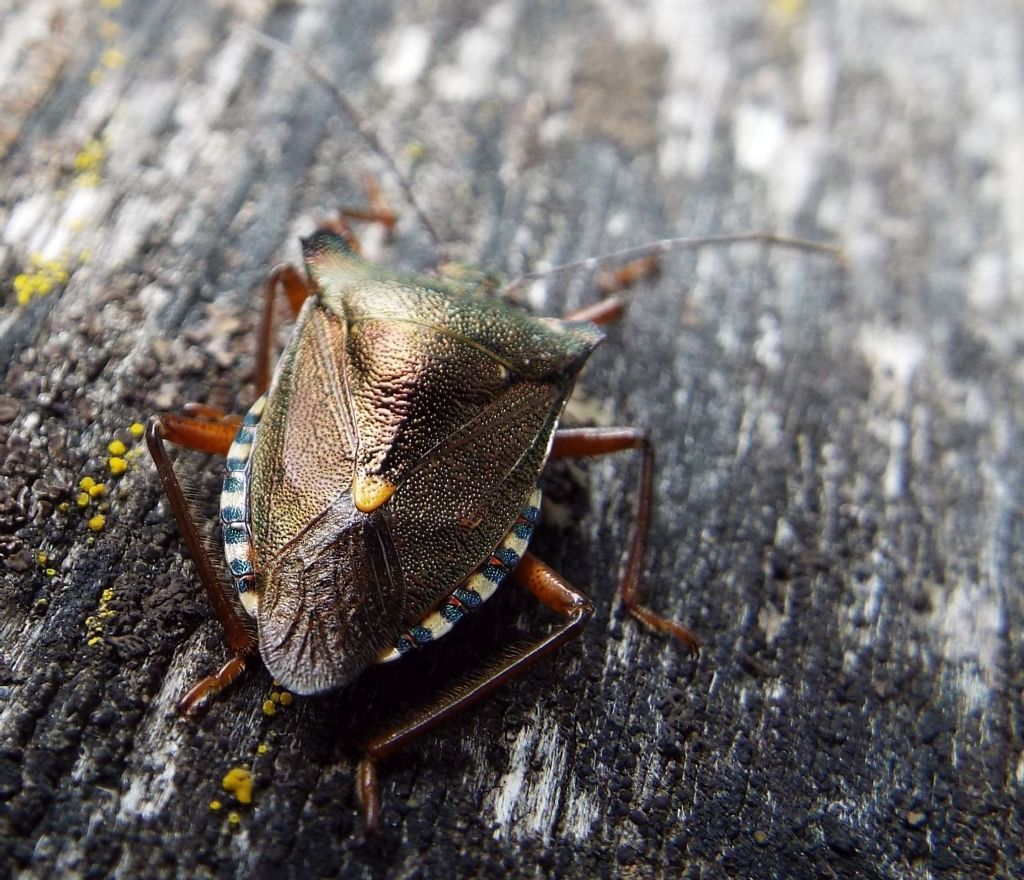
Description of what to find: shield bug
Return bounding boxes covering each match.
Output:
[147,217,708,828]
[146,35,836,831]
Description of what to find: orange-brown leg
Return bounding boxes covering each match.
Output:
[146,415,257,712]
[550,427,700,653]
[256,264,315,395]
[333,174,398,237]
[356,552,594,832]
[561,255,663,325]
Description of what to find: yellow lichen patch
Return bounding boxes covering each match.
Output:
[256,743,268,755]
[261,700,277,717]
[88,482,106,498]
[36,551,48,565]
[108,456,127,476]
[101,48,125,70]
[405,141,426,163]
[73,138,105,187]
[278,692,293,707]
[227,812,241,827]
[107,439,126,456]
[86,587,115,644]
[88,514,106,531]
[76,492,91,507]
[129,422,145,439]
[45,568,56,577]
[79,477,95,491]
[222,767,253,805]
[12,254,71,306]
[209,800,223,812]
[770,0,806,19]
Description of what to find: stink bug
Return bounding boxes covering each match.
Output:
[146,35,835,830]
[147,215,700,829]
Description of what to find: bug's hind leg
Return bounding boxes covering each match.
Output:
[549,427,701,653]
[357,552,593,833]
[146,415,258,712]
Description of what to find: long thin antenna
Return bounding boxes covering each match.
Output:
[503,233,843,294]
[237,25,442,250]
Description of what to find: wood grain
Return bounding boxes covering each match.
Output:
[1,1,1021,877]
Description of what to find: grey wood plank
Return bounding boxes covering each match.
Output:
[1,1,1020,877]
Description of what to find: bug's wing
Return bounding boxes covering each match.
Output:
[256,500,403,695]
[248,302,407,693]
[386,376,563,618]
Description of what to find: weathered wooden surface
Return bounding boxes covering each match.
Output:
[1,1,1021,877]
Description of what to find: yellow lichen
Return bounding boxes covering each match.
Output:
[228,812,241,827]
[45,568,56,577]
[101,48,125,70]
[88,482,106,498]
[405,141,426,163]
[222,767,253,805]
[88,514,106,531]
[79,476,95,491]
[72,138,105,187]
[108,456,127,476]
[261,700,277,717]
[278,692,293,707]
[256,743,268,755]
[36,551,48,565]
[12,254,71,306]
[129,422,145,438]
[108,439,126,456]
[209,800,223,812]
[76,492,91,507]
[86,587,115,643]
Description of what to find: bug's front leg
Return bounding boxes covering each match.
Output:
[146,414,258,712]
[356,553,594,833]
[549,427,701,653]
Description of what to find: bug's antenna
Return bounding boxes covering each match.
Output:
[503,233,843,294]
[237,25,442,250]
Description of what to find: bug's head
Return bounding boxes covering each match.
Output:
[300,230,371,300]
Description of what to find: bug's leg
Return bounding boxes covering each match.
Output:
[562,297,626,325]
[180,403,242,424]
[257,264,315,395]
[560,255,662,325]
[146,415,257,712]
[335,174,398,237]
[549,427,701,653]
[357,552,594,832]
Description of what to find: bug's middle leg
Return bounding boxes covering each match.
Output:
[550,427,701,653]
[146,415,258,712]
[356,552,593,832]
